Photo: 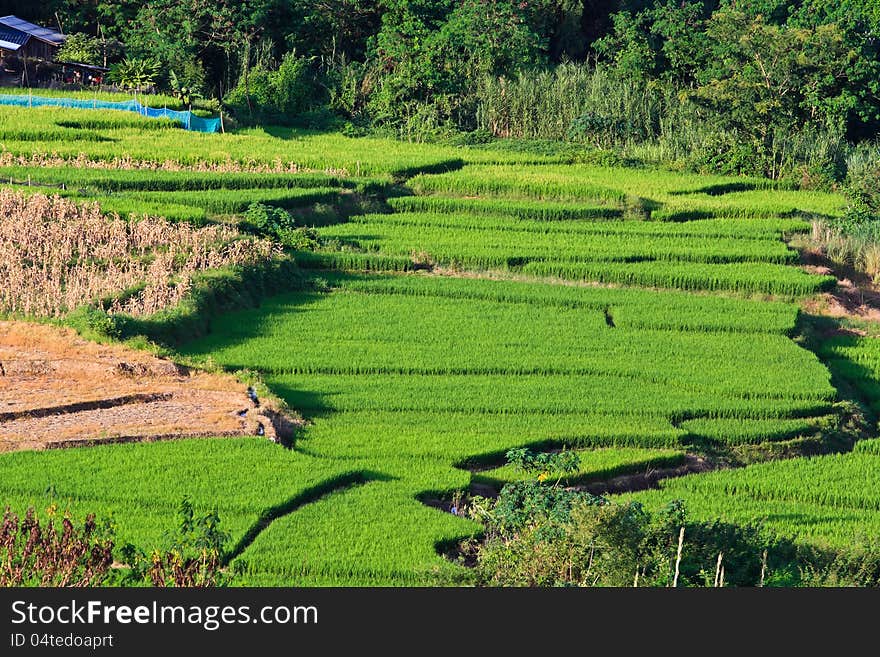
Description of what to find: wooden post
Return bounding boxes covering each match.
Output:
[672,526,685,588]
[714,552,724,588]
[220,111,225,134]
[759,549,768,587]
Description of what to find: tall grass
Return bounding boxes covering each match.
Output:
[476,63,849,181]
[477,64,673,144]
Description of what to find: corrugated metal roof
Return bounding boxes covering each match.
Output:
[0,39,22,51]
[0,25,28,47]
[0,16,64,45]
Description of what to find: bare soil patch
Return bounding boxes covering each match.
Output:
[0,320,275,452]
[800,248,880,325]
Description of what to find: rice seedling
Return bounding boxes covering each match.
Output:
[387,195,622,220]
[319,214,801,267]
[522,260,835,296]
[679,416,828,446]
[625,441,880,548]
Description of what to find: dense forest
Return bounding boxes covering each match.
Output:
[8,1,880,189]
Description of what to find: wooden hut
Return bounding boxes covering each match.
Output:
[0,16,66,85]
[0,15,65,62]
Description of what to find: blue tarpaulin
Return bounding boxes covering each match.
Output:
[0,93,222,133]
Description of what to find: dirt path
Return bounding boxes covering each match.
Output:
[575,455,713,496]
[0,320,284,451]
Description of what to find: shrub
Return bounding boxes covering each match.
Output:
[0,507,114,587]
[109,57,162,91]
[460,449,802,587]
[225,52,321,123]
[244,202,296,234]
[119,497,231,587]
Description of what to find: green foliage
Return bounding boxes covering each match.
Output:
[844,142,880,215]
[325,58,371,119]
[489,479,606,537]
[467,456,801,587]
[65,305,122,341]
[243,202,321,250]
[117,496,231,587]
[108,57,162,91]
[168,70,203,110]
[506,447,580,479]
[367,0,540,134]
[55,33,101,65]
[225,52,321,124]
[245,202,296,235]
[687,11,853,179]
[168,496,230,553]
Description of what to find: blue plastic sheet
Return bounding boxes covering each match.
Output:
[0,93,222,133]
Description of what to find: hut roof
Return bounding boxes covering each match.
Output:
[0,16,65,47]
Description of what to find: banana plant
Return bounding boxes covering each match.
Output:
[169,70,203,111]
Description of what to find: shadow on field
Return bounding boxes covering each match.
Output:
[667,182,763,196]
[267,382,333,418]
[156,287,328,353]
[798,311,878,443]
[224,469,394,564]
[390,158,465,181]
[260,125,333,140]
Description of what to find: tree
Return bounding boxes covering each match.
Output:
[224,51,320,122]
[689,11,855,175]
[119,497,231,587]
[284,0,382,61]
[368,0,541,129]
[55,33,100,65]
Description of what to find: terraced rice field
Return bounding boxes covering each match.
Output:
[627,439,880,549]
[0,101,877,585]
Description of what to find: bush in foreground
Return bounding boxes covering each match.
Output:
[1,499,230,588]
